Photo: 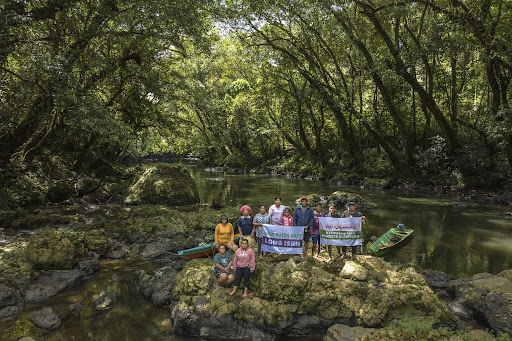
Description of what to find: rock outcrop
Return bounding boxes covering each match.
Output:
[447,270,512,335]
[124,164,200,206]
[170,256,454,340]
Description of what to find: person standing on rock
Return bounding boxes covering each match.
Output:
[293,196,314,257]
[214,244,235,288]
[281,207,293,226]
[326,204,341,260]
[340,202,366,261]
[253,205,271,260]
[269,196,285,225]
[237,205,255,249]
[229,239,255,298]
[312,203,325,258]
[215,215,238,252]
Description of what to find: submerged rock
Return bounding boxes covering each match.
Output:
[138,264,182,306]
[124,164,200,206]
[170,256,453,339]
[29,307,60,330]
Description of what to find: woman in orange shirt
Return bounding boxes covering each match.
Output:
[215,215,238,252]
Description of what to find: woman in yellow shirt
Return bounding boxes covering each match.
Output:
[215,215,238,252]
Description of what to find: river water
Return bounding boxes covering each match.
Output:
[1,164,511,340]
[187,164,512,278]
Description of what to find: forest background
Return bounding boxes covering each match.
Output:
[1,0,512,191]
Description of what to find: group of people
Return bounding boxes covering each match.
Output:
[213,196,366,297]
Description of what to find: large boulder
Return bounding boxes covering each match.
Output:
[124,164,200,206]
[27,231,79,270]
[170,256,453,339]
[448,271,512,335]
[326,192,363,210]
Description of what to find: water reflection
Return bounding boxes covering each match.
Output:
[185,164,512,278]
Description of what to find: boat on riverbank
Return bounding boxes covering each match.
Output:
[370,225,414,257]
[177,234,241,259]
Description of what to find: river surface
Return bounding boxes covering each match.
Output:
[1,163,511,340]
[186,164,512,277]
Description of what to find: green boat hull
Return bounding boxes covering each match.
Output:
[370,227,414,257]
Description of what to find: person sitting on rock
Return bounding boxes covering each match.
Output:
[237,205,255,249]
[214,244,235,288]
[215,215,238,252]
[340,202,366,261]
[229,239,255,298]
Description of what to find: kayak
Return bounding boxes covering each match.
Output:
[176,233,241,259]
[370,227,414,257]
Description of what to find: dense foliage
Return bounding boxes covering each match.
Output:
[1,0,511,188]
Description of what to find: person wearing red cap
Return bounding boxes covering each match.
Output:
[237,205,255,248]
[293,196,314,257]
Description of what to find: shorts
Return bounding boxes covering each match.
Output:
[303,231,311,242]
[312,234,320,245]
[214,269,232,278]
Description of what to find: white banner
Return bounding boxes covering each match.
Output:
[319,217,362,246]
[261,224,304,254]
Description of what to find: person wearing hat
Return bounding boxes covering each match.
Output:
[215,215,238,252]
[293,196,314,257]
[340,202,366,260]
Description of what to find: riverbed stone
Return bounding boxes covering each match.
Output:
[27,230,78,270]
[340,261,369,281]
[25,269,84,303]
[170,256,454,339]
[138,265,179,306]
[29,307,61,330]
[422,269,456,289]
[124,164,200,206]
[448,272,512,335]
[0,283,24,320]
[325,324,374,341]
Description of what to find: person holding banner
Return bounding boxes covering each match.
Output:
[312,203,325,258]
[269,196,285,225]
[293,196,314,257]
[253,205,271,259]
[237,205,255,249]
[340,202,366,260]
[326,204,341,260]
[229,239,255,298]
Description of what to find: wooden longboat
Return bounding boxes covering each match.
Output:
[176,234,241,259]
[370,227,414,257]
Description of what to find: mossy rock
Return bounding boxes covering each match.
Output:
[83,229,110,255]
[124,164,200,206]
[327,191,363,209]
[27,230,79,270]
[47,182,74,203]
[172,258,213,300]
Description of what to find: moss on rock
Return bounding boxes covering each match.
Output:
[124,164,200,206]
[27,230,79,270]
[171,256,454,337]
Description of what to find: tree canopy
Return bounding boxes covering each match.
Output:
[1,0,511,188]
